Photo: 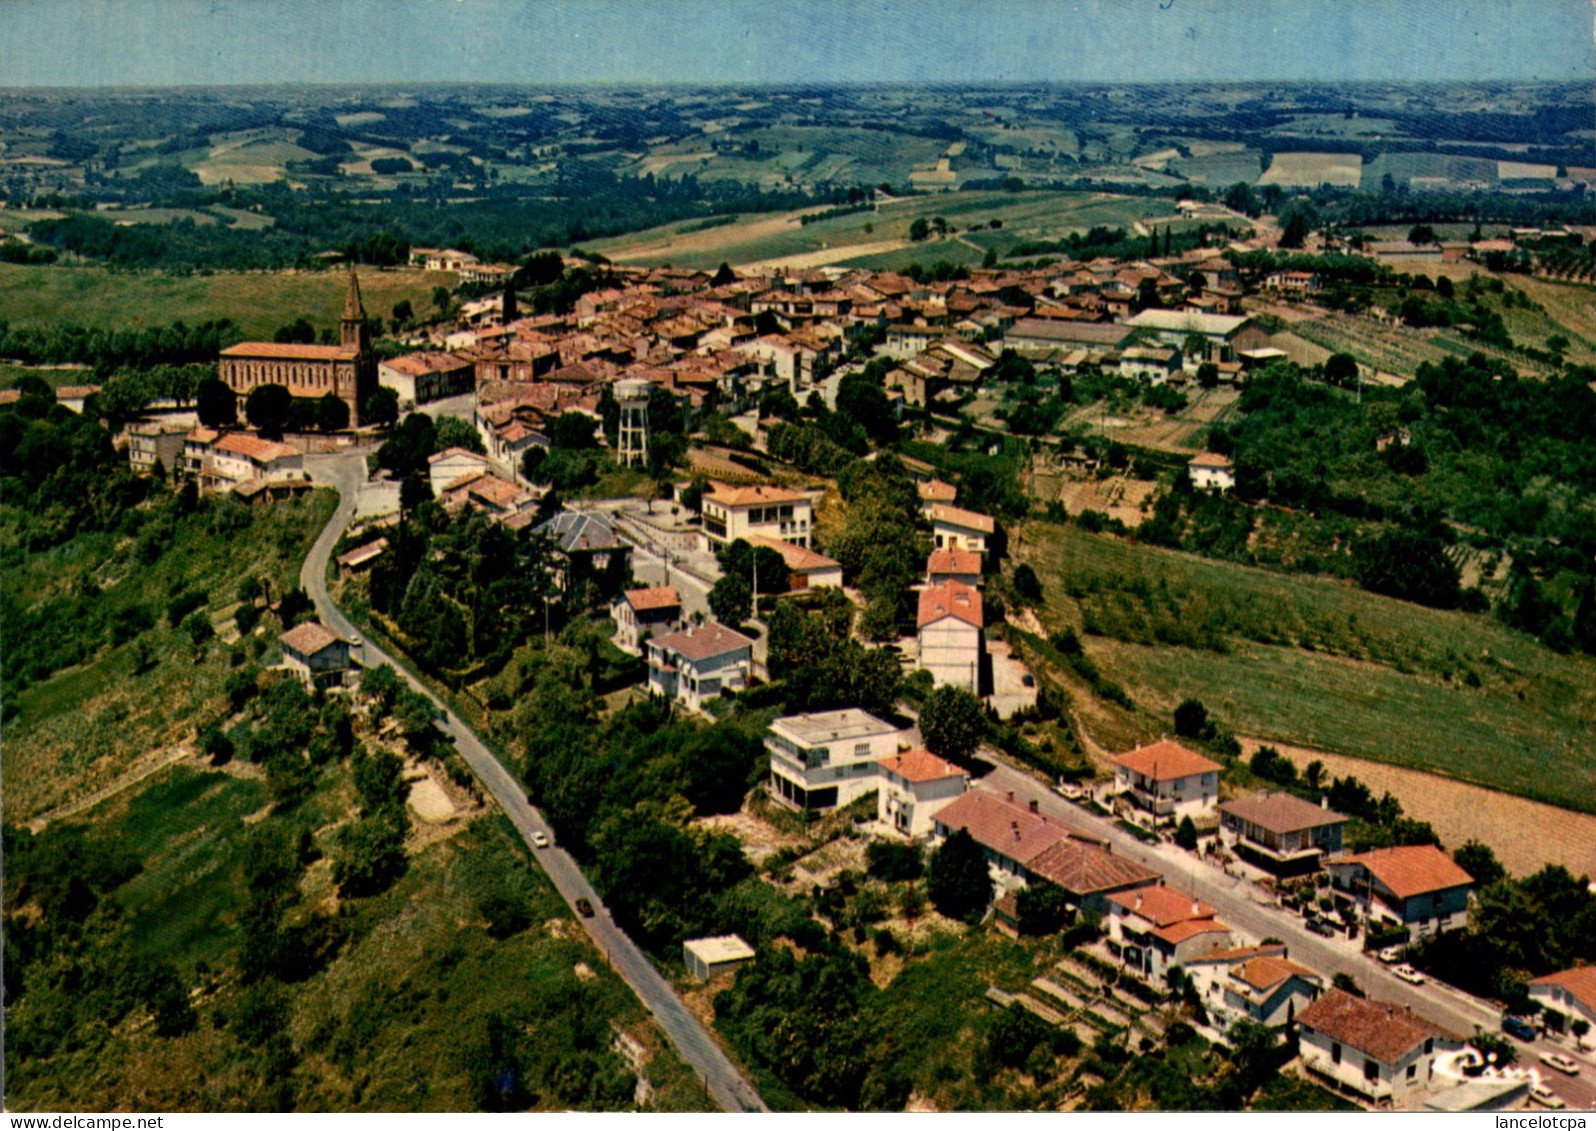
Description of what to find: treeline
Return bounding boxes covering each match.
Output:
[0,317,241,373]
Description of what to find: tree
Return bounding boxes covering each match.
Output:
[1408,223,1437,246]
[362,386,400,428]
[866,840,923,882]
[1012,563,1043,602]
[926,828,993,924]
[707,573,752,625]
[1354,529,1460,609]
[1332,972,1363,997]
[1196,362,1220,388]
[274,317,315,344]
[918,685,986,761]
[1304,759,1326,789]
[434,414,485,454]
[1324,352,1359,387]
[1173,698,1211,740]
[908,218,930,242]
[1174,815,1199,850]
[1279,209,1309,250]
[195,376,238,427]
[332,814,406,897]
[1454,840,1507,886]
[315,392,350,432]
[391,298,414,327]
[245,383,293,439]
[432,285,452,316]
[1015,879,1071,935]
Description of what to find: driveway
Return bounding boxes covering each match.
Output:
[301,452,767,1113]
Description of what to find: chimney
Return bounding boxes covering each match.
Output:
[1321,795,1329,809]
[1007,790,1015,803]
[1012,822,1022,842]
[1135,893,1143,912]
[1192,898,1201,917]
[1029,798,1039,814]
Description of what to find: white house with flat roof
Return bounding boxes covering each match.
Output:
[683,935,756,982]
[766,708,902,812]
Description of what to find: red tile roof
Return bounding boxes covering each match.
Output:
[221,342,357,361]
[932,789,1070,865]
[918,580,982,629]
[1232,954,1319,994]
[216,434,300,463]
[1529,967,1596,1016]
[1219,791,1347,834]
[927,502,995,534]
[705,483,807,508]
[878,748,967,785]
[1112,740,1221,782]
[1297,989,1460,1064]
[650,622,754,663]
[624,586,681,612]
[1028,837,1160,897]
[280,622,343,656]
[1336,845,1474,899]
[1151,918,1231,946]
[927,549,982,576]
[745,533,840,573]
[1106,884,1215,927]
[1190,451,1233,468]
[917,478,958,503]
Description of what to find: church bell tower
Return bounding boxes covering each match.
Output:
[341,264,369,352]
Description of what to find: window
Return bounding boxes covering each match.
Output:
[1406,1064,1416,1080]
[1424,1039,1433,1055]
[1363,1059,1379,1083]
[1330,1042,1341,1065]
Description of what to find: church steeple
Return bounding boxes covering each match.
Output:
[341,264,368,352]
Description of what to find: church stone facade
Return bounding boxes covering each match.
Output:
[218,267,379,426]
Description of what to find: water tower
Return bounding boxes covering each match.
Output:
[616,378,651,468]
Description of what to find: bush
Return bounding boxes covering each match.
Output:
[865,840,923,883]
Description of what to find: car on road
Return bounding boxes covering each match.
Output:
[1503,1015,1537,1042]
[1376,946,1404,964]
[1540,1053,1580,1076]
[1306,917,1338,938]
[574,897,595,917]
[532,831,550,849]
[1391,964,1426,986]
[1530,1084,1566,1109]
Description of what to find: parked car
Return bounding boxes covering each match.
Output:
[575,897,595,918]
[532,831,550,849]
[1530,1084,1566,1109]
[1306,917,1338,938]
[1391,964,1425,985]
[1503,1015,1537,1042]
[1376,946,1404,964]
[1540,1052,1580,1076]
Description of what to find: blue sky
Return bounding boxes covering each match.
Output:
[2,0,1591,87]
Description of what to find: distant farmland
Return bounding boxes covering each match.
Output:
[588,189,1174,271]
[1258,151,1363,188]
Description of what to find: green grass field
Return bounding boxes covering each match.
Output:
[4,491,337,819]
[0,264,454,339]
[1015,520,1596,814]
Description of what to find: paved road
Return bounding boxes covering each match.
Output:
[980,761,1504,1041]
[300,452,768,1114]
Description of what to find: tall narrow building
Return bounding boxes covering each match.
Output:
[218,264,380,427]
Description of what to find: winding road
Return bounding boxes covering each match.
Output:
[300,452,768,1114]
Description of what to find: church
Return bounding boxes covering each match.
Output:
[218,266,379,426]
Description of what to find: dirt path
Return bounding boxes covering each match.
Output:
[1238,737,1596,878]
[744,238,912,271]
[25,745,192,832]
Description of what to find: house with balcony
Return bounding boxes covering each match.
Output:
[1219,792,1348,875]
[1327,846,1474,939]
[1105,885,1235,983]
[766,708,902,812]
[702,483,815,550]
[928,503,995,555]
[876,748,968,839]
[1111,740,1222,825]
[198,432,305,493]
[280,622,355,691]
[645,622,754,715]
[1297,989,1464,1106]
